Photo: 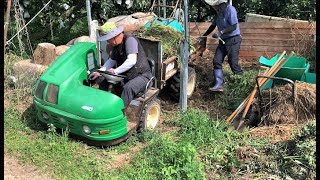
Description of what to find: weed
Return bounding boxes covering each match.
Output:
[249,120,316,179]
[118,135,206,180]
[168,108,267,177]
[217,66,258,110]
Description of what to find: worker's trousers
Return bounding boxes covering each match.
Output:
[213,35,243,75]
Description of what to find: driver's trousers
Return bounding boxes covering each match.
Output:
[98,72,152,107]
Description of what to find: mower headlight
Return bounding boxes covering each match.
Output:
[82,125,91,135]
[42,112,49,120]
[59,117,66,124]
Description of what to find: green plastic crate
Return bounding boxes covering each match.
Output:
[301,72,316,84]
[259,54,311,89]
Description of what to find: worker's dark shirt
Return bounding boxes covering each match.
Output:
[110,33,151,80]
[211,4,240,39]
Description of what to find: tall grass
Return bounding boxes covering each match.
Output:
[168,108,267,177]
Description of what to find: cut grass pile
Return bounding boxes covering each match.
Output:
[253,81,316,125]
[134,23,195,60]
[248,120,316,179]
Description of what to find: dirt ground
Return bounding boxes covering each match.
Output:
[4,156,53,180]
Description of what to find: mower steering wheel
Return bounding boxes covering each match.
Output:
[99,72,127,84]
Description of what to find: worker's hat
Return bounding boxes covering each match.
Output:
[203,0,227,6]
[98,22,124,41]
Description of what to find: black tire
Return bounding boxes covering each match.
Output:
[165,66,197,101]
[138,98,161,132]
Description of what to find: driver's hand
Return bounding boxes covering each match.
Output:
[89,72,101,80]
[107,68,115,74]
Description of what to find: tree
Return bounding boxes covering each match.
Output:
[6,0,316,56]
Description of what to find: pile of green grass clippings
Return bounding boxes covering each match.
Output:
[134,23,194,60]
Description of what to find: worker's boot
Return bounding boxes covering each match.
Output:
[209,69,224,92]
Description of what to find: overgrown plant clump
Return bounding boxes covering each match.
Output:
[216,66,258,110]
[168,108,267,178]
[250,120,316,179]
[119,134,206,179]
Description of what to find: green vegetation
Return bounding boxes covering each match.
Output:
[245,120,316,179]
[118,134,206,179]
[168,108,267,178]
[216,66,258,110]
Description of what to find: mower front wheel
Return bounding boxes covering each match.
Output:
[139,98,161,131]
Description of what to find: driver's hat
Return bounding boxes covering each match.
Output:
[98,22,124,41]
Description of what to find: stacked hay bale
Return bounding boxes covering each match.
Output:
[12,36,92,89]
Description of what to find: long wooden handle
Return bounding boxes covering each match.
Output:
[225,51,294,123]
[239,51,288,120]
[225,96,249,123]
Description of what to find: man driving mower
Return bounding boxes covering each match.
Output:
[90,22,152,107]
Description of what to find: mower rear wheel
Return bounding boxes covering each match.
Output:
[139,98,161,131]
[166,67,196,100]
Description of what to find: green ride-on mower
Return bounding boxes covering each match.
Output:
[33,0,197,146]
[33,41,162,146]
[33,37,196,146]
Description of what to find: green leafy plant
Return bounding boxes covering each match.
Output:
[216,67,258,110]
[250,120,316,179]
[119,135,206,180]
[168,108,267,177]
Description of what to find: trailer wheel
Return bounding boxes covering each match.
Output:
[166,67,196,100]
[139,98,161,131]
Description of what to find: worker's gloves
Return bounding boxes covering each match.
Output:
[212,31,222,38]
[89,72,101,80]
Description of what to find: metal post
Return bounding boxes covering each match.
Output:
[86,0,101,67]
[179,0,189,112]
[4,0,12,51]
[163,0,166,18]
[86,0,92,37]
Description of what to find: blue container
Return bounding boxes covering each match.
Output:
[144,17,185,33]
